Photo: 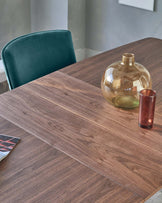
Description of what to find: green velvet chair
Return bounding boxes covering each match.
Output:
[1,30,76,89]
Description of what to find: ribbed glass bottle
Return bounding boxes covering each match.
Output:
[101,53,152,109]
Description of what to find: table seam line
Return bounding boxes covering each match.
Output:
[26,86,162,156]
[0,113,145,199]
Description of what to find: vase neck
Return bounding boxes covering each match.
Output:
[121,53,135,66]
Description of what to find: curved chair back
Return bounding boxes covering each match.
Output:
[1,30,76,89]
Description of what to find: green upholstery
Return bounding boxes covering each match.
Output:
[1,30,76,89]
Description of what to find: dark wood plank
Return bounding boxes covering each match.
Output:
[0,72,161,198]
[29,71,162,144]
[0,117,142,202]
[61,38,162,110]
[0,38,161,201]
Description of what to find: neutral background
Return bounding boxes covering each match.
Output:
[0,0,162,61]
[0,0,30,55]
[86,0,162,53]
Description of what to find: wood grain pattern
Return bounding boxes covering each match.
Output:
[0,38,161,202]
[61,38,162,113]
[0,71,161,198]
[0,117,142,202]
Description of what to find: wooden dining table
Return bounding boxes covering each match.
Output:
[0,38,161,203]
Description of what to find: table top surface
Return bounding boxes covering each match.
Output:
[0,38,161,202]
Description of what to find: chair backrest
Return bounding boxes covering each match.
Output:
[1,30,76,89]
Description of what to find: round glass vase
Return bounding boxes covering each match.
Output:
[101,53,152,109]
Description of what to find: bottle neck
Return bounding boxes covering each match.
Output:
[121,53,135,66]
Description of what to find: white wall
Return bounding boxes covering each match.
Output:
[0,0,30,52]
[86,0,162,54]
[0,0,85,61]
[68,0,86,61]
[2,0,162,61]
[30,0,68,32]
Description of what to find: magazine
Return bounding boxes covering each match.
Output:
[0,134,20,161]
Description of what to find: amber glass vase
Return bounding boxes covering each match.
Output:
[101,53,152,109]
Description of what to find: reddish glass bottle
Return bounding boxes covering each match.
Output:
[139,89,156,129]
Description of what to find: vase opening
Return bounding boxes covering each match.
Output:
[122,53,135,66]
